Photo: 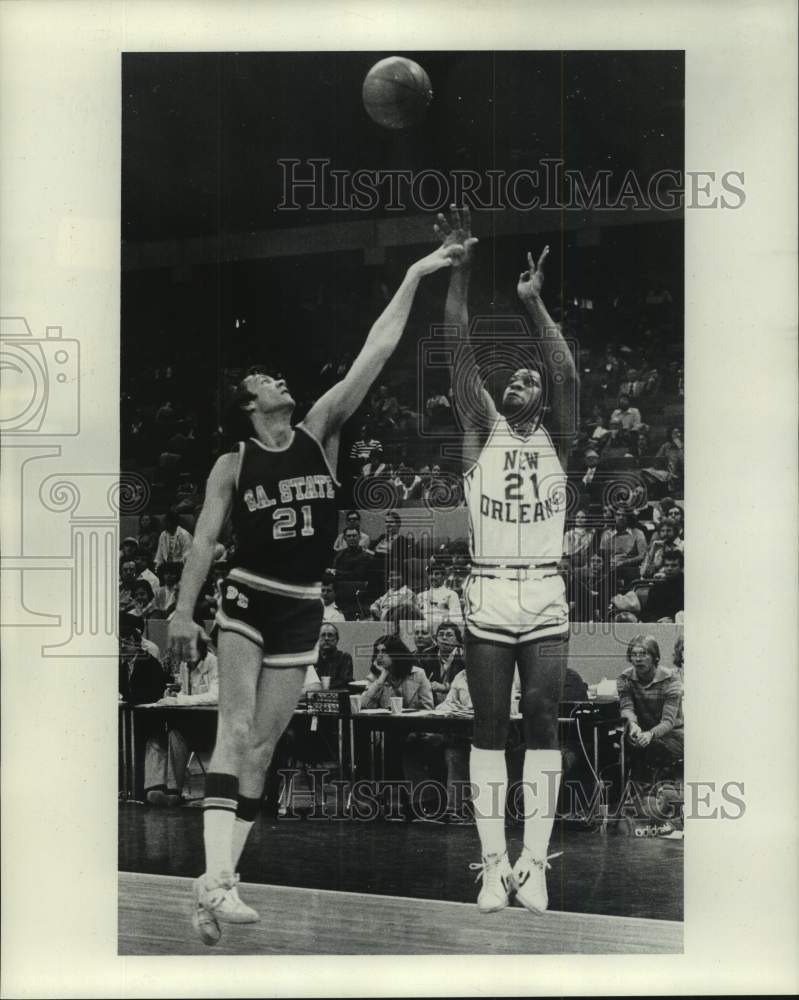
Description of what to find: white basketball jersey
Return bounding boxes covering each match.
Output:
[464,417,567,566]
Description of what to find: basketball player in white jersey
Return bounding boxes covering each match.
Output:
[434,207,578,914]
[167,237,464,945]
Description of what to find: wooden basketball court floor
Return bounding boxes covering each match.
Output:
[119,871,682,955]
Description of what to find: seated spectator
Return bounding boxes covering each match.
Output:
[129,579,155,619]
[397,465,428,506]
[152,562,182,618]
[619,369,650,399]
[599,511,647,590]
[654,427,684,497]
[118,613,168,705]
[154,510,193,571]
[393,462,422,505]
[137,513,160,551]
[617,635,683,781]
[119,559,139,613]
[360,447,388,480]
[384,600,424,627]
[586,406,611,445]
[642,550,684,622]
[321,579,345,622]
[569,553,614,622]
[634,424,652,462]
[416,557,464,630]
[651,495,676,527]
[360,635,433,711]
[135,554,160,592]
[333,511,371,552]
[445,555,470,607]
[143,632,219,806]
[610,393,643,432]
[673,634,684,684]
[665,503,684,541]
[403,538,431,593]
[371,511,414,569]
[431,466,464,509]
[563,509,595,571]
[332,527,375,582]
[370,384,400,432]
[364,634,392,683]
[426,389,452,428]
[417,622,466,705]
[349,425,383,465]
[419,464,450,507]
[411,620,434,654]
[600,344,621,392]
[370,567,419,621]
[598,420,639,472]
[575,448,604,510]
[120,536,139,563]
[640,519,680,578]
[316,623,354,689]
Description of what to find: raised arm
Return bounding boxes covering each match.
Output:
[303,241,464,448]
[437,207,499,435]
[168,452,236,661]
[517,248,579,464]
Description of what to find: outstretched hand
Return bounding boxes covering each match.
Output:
[433,205,478,270]
[517,247,549,302]
[411,240,467,277]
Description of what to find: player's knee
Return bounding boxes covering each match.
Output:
[221,717,255,754]
[472,717,510,751]
[246,734,278,769]
[521,690,558,749]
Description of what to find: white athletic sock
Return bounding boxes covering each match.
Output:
[522,749,562,859]
[470,747,508,858]
[203,808,237,881]
[231,818,254,871]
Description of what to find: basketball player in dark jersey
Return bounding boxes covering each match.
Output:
[168,238,465,945]
[434,208,578,915]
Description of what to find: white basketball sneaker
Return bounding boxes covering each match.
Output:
[469,852,513,913]
[192,872,258,944]
[192,873,233,945]
[511,849,563,914]
[216,880,260,924]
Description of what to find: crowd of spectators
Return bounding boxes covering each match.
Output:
[562,500,685,623]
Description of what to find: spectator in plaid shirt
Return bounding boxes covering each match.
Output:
[617,634,683,779]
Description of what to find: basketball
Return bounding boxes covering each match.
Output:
[362,56,433,130]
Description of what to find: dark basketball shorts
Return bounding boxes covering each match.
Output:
[214,566,322,668]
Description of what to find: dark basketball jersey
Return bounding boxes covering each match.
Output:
[230,424,339,584]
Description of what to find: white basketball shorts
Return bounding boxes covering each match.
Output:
[464,569,569,646]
